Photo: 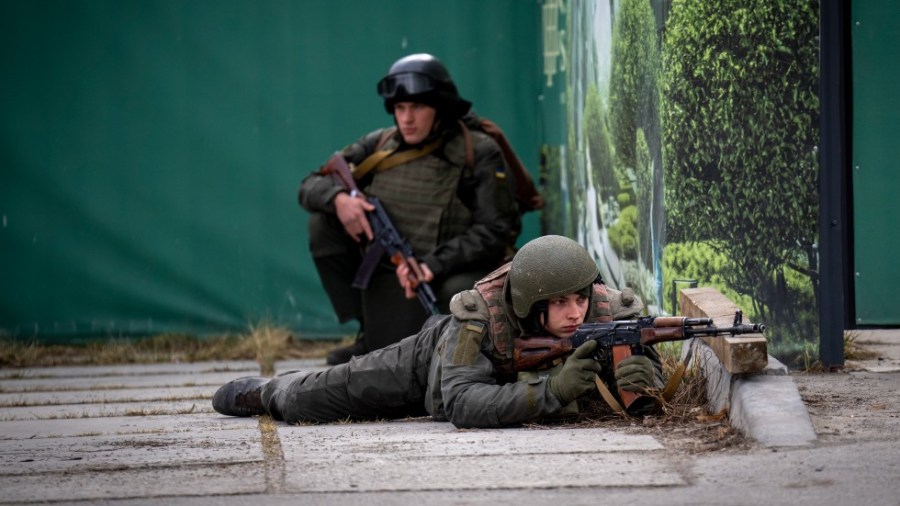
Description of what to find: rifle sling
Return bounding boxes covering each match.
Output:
[593,362,684,415]
[351,241,387,290]
[594,376,626,415]
[661,361,686,402]
[353,137,443,180]
[353,148,395,179]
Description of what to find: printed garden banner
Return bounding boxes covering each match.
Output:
[538,0,820,365]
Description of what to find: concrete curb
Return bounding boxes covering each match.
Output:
[686,340,818,447]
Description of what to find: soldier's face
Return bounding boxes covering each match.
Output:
[393,102,437,145]
[542,293,589,338]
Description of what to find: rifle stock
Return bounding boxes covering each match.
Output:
[513,336,573,371]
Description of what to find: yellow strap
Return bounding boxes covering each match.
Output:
[594,362,683,415]
[353,148,395,180]
[352,137,444,180]
[375,137,443,172]
[594,376,626,415]
[661,361,686,402]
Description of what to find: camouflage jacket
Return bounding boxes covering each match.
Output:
[423,279,644,428]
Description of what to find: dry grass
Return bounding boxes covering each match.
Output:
[843,329,876,361]
[794,329,877,372]
[0,325,344,369]
[528,343,751,453]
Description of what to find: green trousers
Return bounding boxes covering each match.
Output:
[260,317,449,424]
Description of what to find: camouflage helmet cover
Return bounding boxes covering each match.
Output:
[508,235,600,318]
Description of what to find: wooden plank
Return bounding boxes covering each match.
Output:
[679,287,768,374]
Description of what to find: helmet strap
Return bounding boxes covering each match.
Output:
[522,300,549,336]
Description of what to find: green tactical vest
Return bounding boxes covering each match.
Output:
[363,134,473,258]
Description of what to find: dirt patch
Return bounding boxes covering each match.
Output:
[793,370,900,444]
[793,330,900,445]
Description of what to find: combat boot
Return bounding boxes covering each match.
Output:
[212,376,269,417]
[325,331,367,365]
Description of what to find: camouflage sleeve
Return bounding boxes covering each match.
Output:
[438,318,566,428]
[297,128,392,213]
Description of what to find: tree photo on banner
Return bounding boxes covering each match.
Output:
[539,0,820,365]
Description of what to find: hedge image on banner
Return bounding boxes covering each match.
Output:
[539,0,820,365]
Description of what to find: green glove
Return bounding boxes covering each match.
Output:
[548,340,602,404]
[614,355,658,392]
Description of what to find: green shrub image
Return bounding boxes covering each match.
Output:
[609,205,639,261]
[584,84,616,205]
[661,0,820,359]
[610,0,661,176]
[635,128,653,265]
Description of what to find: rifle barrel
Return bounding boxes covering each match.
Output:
[686,323,766,337]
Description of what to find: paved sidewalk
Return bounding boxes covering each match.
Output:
[1,332,899,505]
[0,359,684,502]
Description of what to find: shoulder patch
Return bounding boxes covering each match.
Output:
[452,318,487,366]
[465,321,486,333]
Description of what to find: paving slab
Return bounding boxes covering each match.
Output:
[0,360,261,379]
[0,385,213,407]
[0,462,267,503]
[0,399,215,421]
[0,360,328,393]
[0,371,255,393]
[285,452,683,492]
[0,413,257,440]
[278,421,664,457]
[1,427,263,475]
[278,421,682,492]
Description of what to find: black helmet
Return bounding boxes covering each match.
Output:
[508,235,600,319]
[376,53,472,118]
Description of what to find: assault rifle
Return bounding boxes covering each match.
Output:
[321,153,439,316]
[514,311,765,410]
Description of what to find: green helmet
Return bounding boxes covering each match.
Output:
[509,235,600,318]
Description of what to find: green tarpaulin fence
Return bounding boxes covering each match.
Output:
[0,1,541,341]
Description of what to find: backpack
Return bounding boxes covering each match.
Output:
[458,116,543,213]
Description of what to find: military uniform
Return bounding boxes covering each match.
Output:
[299,117,520,351]
[298,54,521,357]
[257,267,649,428]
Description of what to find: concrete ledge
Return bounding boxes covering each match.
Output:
[684,338,817,448]
[676,287,817,447]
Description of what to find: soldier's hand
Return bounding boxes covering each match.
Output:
[615,355,657,393]
[396,262,434,299]
[548,340,602,404]
[334,191,375,242]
